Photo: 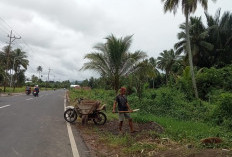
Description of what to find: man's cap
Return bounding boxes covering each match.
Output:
[120,87,126,92]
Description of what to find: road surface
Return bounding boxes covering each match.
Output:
[0,89,90,157]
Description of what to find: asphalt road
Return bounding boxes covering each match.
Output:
[0,89,90,157]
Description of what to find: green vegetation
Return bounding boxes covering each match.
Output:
[71,8,232,153]
[69,88,232,150]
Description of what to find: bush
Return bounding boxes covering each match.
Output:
[211,92,232,129]
[196,66,232,100]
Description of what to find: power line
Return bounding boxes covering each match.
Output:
[0,19,12,33]
[0,17,36,56]
[0,17,51,83]
[0,17,15,32]
[0,26,9,35]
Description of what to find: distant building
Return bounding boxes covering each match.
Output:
[25,80,32,83]
[70,85,80,88]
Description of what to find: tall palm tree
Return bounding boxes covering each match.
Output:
[11,48,29,88]
[82,34,147,92]
[175,16,214,67]
[157,49,180,83]
[37,66,43,79]
[0,53,5,84]
[161,0,216,98]
[0,46,12,92]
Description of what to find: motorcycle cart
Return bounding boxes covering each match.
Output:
[64,99,107,125]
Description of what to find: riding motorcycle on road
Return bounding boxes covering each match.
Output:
[25,90,31,95]
[33,90,39,97]
[33,85,39,97]
[25,86,31,95]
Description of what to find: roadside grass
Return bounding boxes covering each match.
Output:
[93,110,232,152]
[133,113,232,148]
[0,86,54,93]
[0,87,25,93]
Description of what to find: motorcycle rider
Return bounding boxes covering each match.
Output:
[25,86,31,95]
[33,85,40,97]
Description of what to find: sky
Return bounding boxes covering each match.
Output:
[0,0,231,82]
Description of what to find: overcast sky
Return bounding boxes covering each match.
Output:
[0,0,231,82]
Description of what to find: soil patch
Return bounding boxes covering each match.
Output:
[74,120,232,157]
[97,120,164,135]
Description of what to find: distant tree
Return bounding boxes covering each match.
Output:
[157,49,180,83]
[133,59,156,98]
[31,75,39,84]
[148,57,160,88]
[88,77,95,88]
[81,79,89,87]
[37,66,43,79]
[16,69,26,87]
[205,9,232,67]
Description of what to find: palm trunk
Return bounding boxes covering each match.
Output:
[165,69,169,84]
[114,74,120,94]
[185,14,199,99]
[152,77,154,89]
[3,76,6,92]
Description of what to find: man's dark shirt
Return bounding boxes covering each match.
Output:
[35,87,39,93]
[115,94,128,111]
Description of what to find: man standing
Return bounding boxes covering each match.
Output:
[112,87,136,134]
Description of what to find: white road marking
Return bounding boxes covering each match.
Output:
[0,105,11,109]
[26,98,33,101]
[64,95,80,157]
[12,147,20,156]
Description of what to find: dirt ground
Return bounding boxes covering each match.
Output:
[74,120,232,157]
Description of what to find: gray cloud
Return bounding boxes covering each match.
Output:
[0,0,231,81]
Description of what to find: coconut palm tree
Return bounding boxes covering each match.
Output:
[82,34,147,92]
[11,48,29,88]
[175,16,214,67]
[37,66,43,79]
[157,49,180,83]
[0,54,5,84]
[0,46,12,92]
[161,0,216,98]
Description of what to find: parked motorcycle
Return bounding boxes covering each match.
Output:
[64,98,107,125]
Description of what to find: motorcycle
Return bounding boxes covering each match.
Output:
[25,90,31,95]
[64,98,107,125]
[33,90,39,97]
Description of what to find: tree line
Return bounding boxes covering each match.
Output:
[81,8,232,100]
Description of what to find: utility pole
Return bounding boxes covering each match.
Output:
[3,30,21,92]
[46,68,52,89]
[47,68,52,82]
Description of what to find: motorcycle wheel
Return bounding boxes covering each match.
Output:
[64,109,78,123]
[93,112,107,125]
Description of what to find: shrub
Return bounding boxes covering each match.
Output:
[196,66,232,100]
[212,92,232,129]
